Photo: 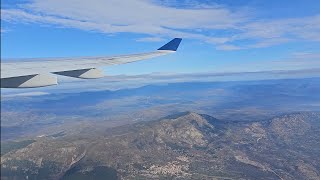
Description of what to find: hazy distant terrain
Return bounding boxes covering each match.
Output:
[1,78,320,140]
[1,77,320,179]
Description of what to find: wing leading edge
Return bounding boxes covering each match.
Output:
[1,38,182,88]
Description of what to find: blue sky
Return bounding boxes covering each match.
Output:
[1,0,320,75]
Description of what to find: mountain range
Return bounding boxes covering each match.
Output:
[2,111,320,180]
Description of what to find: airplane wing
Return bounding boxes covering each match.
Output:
[1,38,182,88]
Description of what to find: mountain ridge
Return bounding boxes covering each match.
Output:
[1,111,320,179]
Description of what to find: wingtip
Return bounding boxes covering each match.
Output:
[157,38,182,51]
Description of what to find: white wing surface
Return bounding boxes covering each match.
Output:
[1,38,182,88]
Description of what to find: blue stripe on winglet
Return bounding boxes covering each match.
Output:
[157,38,182,51]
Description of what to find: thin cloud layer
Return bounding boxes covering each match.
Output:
[1,0,320,49]
[1,91,50,98]
[2,68,319,98]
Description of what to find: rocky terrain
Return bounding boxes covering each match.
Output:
[1,111,320,180]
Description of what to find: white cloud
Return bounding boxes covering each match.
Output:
[1,28,9,33]
[136,37,166,42]
[1,91,50,98]
[1,0,320,50]
[238,15,320,41]
[216,44,242,51]
[291,52,320,60]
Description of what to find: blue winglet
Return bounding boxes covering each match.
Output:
[157,38,182,51]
